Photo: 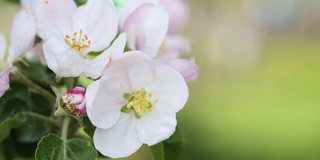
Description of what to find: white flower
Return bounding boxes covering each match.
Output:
[121,2,169,57]
[119,0,188,33]
[119,0,198,81]
[0,7,36,97]
[34,0,123,78]
[85,52,188,158]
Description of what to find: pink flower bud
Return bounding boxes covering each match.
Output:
[62,87,86,116]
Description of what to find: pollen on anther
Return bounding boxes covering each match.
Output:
[64,29,91,52]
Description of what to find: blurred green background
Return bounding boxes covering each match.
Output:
[2,0,320,160]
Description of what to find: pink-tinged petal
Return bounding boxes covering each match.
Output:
[85,79,123,129]
[25,43,46,65]
[119,0,149,28]
[67,86,85,95]
[123,4,169,57]
[43,35,85,77]
[83,34,126,79]
[34,0,76,40]
[164,35,190,54]
[93,113,142,158]
[9,7,36,59]
[136,108,177,145]
[63,87,86,116]
[161,58,199,82]
[159,0,189,32]
[0,33,6,59]
[145,64,189,113]
[64,87,86,104]
[73,0,118,52]
[0,68,12,97]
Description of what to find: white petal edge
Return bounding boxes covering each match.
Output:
[9,7,36,59]
[85,77,124,129]
[0,33,6,60]
[136,108,177,145]
[123,4,169,57]
[93,113,142,158]
[73,0,119,52]
[83,33,127,79]
[145,64,189,113]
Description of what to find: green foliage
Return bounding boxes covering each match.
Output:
[150,126,185,160]
[35,133,97,160]
[0,99,28,142]
[74,0,87,6]
[82,116,95,137]
[162,126,185,160]
[150,143,165,160]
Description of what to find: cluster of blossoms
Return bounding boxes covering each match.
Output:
[0,0,198,158]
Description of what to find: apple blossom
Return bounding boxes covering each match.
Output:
[121,3,169,57]
[34,0,122,78]
[0,7,36,97]
[61,87,86,116]
[119,0,188,33]
[85,52,188,158]
[119,0,198,81]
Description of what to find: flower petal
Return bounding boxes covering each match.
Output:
[34,0,76,40]
[43,35,85,77]
[85,79,124,129]
[123,4,169,57]
[83,33,126,79]
[9,7,36,59]
[73,0,118,52]
[119,0,148,28]
[0,33,6,60]
[159,0,189,32]
[103,52,156,91]
[25,42,46,65]
[136,108,177,145]
[167,58,199,81]
[93,113,142,158]
[145,64,188,113]
[0,68,12,97]
[109,33,127,58]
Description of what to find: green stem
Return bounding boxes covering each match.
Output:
[13,71,56,104]
[61,116,71,142]
[21,111,60,127]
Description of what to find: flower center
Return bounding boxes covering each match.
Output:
[121,89,158,119]
[64,29,91,53]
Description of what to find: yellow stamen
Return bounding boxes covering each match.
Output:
[65,29,91,53]
[123,89,158,118]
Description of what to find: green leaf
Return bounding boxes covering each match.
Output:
[150,143,165,160]
[0,99,28,142]
[74,0,87,6]
[82,116,95,137]
[16,116,50,143]
[162,126,185,160]
[35,133,97,160]
[16,61,55,86]
[150,125,185,160]
[0,115,26,142]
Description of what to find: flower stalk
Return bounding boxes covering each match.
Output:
[21,111,60,127]
[13,71,56,104]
